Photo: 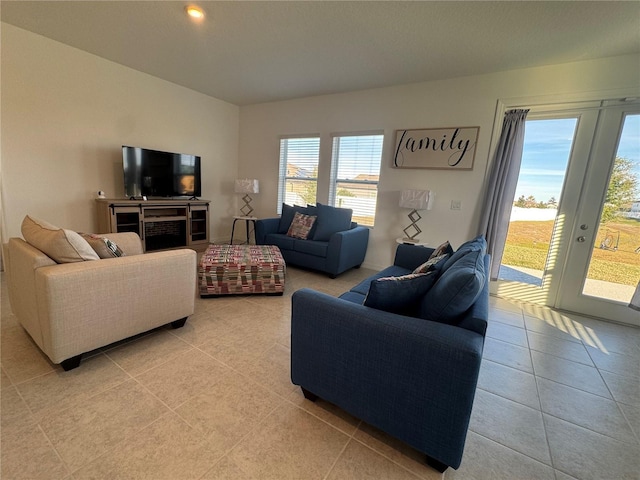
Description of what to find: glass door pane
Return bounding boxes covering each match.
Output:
[555,104,640,325]
[582,114,640,304]
[499,118,577,286]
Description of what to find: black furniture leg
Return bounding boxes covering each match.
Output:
[425,455,448,473]
[171,317,188,329]
[230,218,238,245]
[301,387,319,401]
[60,354,82,371]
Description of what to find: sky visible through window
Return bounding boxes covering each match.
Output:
[516,115,640,203]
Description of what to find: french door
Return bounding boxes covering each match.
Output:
[555,104,639,325]
[496,99,640,326]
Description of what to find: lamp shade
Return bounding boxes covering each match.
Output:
[399,189,433,210]
[235,179,259,194]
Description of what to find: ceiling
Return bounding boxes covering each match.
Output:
[2,1,639,106]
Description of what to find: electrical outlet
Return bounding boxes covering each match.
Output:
[450,200,461,210]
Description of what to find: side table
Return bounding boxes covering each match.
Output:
[231,216,258,244]
[395,237,429,247]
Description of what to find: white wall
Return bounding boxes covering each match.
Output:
[1,23,239,243]
[238,54,640,270]
[3,22,638,270]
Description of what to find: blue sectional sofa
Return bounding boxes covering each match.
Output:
[255,203,369,277]
[290,237,489,472]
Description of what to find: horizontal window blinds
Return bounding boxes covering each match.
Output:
[330,134,383,226]
[278,137,320,213]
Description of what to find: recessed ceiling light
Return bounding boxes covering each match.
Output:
[185,5,205,20]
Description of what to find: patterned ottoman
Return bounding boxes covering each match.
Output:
[199,244,285,297]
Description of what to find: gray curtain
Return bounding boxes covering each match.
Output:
[478,109,529,280]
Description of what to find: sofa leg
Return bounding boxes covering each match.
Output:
[171,317,188,329]
[425,455,448,473]
[60,354,82,371]
[301,387,319,402]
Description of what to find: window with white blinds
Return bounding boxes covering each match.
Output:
[277,136,320,214]
[329,133,383,226]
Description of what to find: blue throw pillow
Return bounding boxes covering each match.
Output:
[441,235,487,272]
[312,203,353,241]
[365,272,438,316]
[420,248,486,324]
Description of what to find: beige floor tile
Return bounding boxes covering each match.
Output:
[1,417,70,479]
[134,349,231,409]
[531,350,611,398]
[469,389,551,465]
[1,384,35,428]
[39,379,169,471]
[0,367,12,388]
[619,402,640,440]
[482,337,533,373]
[586,347,640,379]
[168,307,239,347]
[175,370,282,453]
[197,317,284,369]
[277,331,291,348]
[527,330,593,365]
[15,353,130,420]
[589,330,640,357]
[486,321,528,347]
[104,329,194,376]
[488,307,525,328]
[544,414,640,480]
[489,296,524,314]
[327,439,426,480]
[287,387,361,436]
[201,455,261,479]
[554,470,580,480]
[601,370,640,407]
[227,402,349,479]
[0,312,19,330]
[73,413,221,480]
[524,315,583,344]
[477,359,540,410]
[537,377,637,445]
[570,314,640,341]
[445,431,555,480]
[1,324,55,384]
[3,269,638,480]
[354,422,442,478]
[233,343,297,398]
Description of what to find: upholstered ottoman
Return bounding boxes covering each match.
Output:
[199,244,285,297]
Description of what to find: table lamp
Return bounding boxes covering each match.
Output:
[235,179,259,217]
[399,189,433,244]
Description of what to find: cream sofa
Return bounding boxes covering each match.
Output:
[3,229,197,370]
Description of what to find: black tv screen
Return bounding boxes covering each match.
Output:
[122,146,201,198]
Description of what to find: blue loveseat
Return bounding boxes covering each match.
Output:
[255,203,369,277]
[291,237,489,472]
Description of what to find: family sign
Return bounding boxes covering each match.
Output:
[393,127,479,170]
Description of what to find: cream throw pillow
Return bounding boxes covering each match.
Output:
[21,215,99,263]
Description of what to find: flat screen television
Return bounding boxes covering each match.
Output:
[122,146,201,198]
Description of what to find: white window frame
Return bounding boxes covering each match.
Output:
[329,132,384,227]
[277,135,320,214]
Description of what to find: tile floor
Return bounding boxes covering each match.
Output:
[1,266,639,480]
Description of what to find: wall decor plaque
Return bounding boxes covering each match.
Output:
[393,127,479,170]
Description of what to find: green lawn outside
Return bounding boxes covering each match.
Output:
[502,217,640,286]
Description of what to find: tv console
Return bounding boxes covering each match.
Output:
[96,198,210,252]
